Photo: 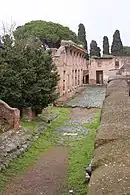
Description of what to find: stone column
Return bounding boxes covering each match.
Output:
[81,70,83,86]
[67,74,70,92]
[63,70,66,93]
[78,70,80,86]
[75,69,77,87]
[72,70,74,90]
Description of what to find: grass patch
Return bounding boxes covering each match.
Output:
[65,110,101,195]
[20,119,38,130]
[0,107,70,191]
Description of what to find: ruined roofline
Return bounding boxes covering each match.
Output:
[52,40,87,57]
[61,40,87,53]
[91,55,114,59]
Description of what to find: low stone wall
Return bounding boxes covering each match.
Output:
[87,78,130,195]
[0,100,20,131]
[0,108,58,171]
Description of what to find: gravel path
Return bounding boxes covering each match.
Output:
[66,86,106,108]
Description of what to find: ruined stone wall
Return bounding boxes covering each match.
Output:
[0,100,20,131]
[87,78,130,195]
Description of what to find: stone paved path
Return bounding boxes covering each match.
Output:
[55,108,98,146]
[66,86,106,108]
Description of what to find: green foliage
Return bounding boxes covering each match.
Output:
[0,35,59,111]
[111,30,123,56]
[103,36,110,55]
[90,40,101,57]
[14,21,79,48]
[123,46,130,56]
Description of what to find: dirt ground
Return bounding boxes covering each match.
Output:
[0,147,68,195]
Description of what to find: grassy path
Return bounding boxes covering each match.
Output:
[0,107,100,195]
[63,110,100,194]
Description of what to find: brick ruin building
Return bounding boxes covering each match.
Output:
[52,40,130,98]
[52,40,89,98]
[89,56,130,84]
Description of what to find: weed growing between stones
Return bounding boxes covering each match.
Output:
[64,111,101,195]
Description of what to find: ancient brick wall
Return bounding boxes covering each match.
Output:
[87,78,130,195]
[52,40,88,97]
[0,100,20,131]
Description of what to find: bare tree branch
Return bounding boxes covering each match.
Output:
[0,18,16,38]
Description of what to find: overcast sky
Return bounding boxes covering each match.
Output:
[0,0,130,49]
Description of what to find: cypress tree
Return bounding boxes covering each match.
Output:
[111,30,123,56]
[78,23,88,50]
[103,36,109,55]
[78,23,89,59]
[97,47,101,57]
[90,40,101,57]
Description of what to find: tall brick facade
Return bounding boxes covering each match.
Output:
[52,40,89,97]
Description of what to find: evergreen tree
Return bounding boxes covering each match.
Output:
[0,35,59,113]
[123,46,130,56]
[78,23,89,59]
[97,47,101,57]
[111,30,123,56]
[103,36,109,55]
[90,40,101,57]
[14,21,80,48]
[78,23,88,50]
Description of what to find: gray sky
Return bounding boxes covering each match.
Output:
[0,0,130,49]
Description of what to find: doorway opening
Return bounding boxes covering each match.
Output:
[96,70,103,84]
[83,74,89,84]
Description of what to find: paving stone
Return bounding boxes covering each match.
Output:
[66,86,106,108]
[55,126,89,134]
[65,116,93,125]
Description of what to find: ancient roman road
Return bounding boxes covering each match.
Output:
[0,86,106,195]
[66,85,106,108]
